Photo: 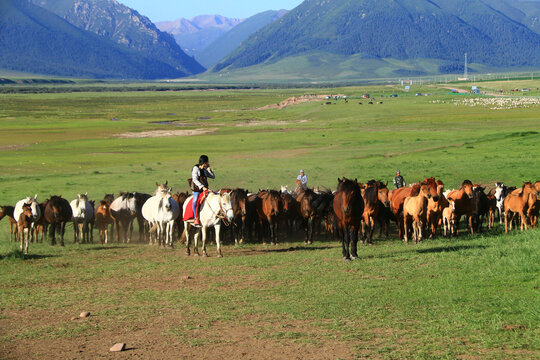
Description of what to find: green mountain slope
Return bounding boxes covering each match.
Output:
[0,0,191,79]
[30,0,205,76]
[196,10,287,68]
[214,0,540,75]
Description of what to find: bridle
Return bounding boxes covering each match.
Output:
[206,193,232,226]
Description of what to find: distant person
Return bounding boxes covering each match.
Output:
[393,170,406,189]
[191,155,215,225]
[297,169,308,190]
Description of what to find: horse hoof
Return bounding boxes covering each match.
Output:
[343,257,352,262]
[217,254,223,258]
[203,254,208,258]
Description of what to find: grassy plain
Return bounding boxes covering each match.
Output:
[0,80,539,358]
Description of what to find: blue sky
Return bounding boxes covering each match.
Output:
[119,0,304,22]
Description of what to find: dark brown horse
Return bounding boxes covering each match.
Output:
[390,177,440,240]
[33,202,48,243]
[279,191,298,236]
[255,190,282,245]
[362,180,384,244]
[230,188,249,245]
[172,191,189,243]
[333,178,363,260]
[44,196,72,246]
[0,205,17,242]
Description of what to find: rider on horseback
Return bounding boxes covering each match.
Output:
[191,155,215,225]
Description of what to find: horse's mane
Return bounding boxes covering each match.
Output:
[461,180,473,188]
[422,177,437,187]
[376,180,388,189]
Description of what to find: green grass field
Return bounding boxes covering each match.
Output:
[0,80,539,358]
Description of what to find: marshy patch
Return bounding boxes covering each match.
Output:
[149,121,193,126]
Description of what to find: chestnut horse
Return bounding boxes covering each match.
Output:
[390,177,440,240]
[33,202,48,243]
[0,206,17,242]
[426,181,448,238]
[18,204,33,255]
[504,182,537,233]
[44,196,72,246]
[229,188,249,245]
[446,180,475,235]
[95,200,115,244]
[333,178,363,260]
[403,184,432,244]
[255,190,282,245]
[172,191,189,243]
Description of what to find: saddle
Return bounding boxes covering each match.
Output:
[183,191,209,222]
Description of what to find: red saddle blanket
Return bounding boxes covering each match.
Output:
[183,191,209,221]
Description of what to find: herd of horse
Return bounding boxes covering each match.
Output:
[0,178,538,259]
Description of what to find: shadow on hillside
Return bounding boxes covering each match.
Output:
[416,244,488,254]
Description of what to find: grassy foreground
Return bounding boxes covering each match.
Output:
[0,81,539,358]
[0,227,538,359]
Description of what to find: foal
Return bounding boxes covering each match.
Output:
[18,204,33,254]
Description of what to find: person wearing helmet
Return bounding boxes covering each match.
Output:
[393,170,406,189]
[191,155,215,225]
[297,169,308,190]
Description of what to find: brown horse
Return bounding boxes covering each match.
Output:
[44,196,72,246]
[172,191,189,243]
[442,200,456,237]
[403,184,432,244]
[33,202,48,243]
[446,180,475,235]
[426,181,448,238]
[333,178,363,260]
[279,191,298,237]
[18,204,33,255]
[485,193,497,230]
[529,181,540,228]
[95,200,115,244]
[296,187,318,245]
[255,190,282,245]
[0,206,17,242]
[362,180,382,244]
[390,177,440,239]
[504,182,537,233]
[230,188,249,245]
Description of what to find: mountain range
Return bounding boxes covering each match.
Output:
[0,0,204,79]
[156,15,243,57]
[212,0,540,79]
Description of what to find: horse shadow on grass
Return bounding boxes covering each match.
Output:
[0,252,57,261]
[81,246,126,252]
[415,244,488,254]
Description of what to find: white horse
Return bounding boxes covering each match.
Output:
[142,182,180,247]
[494,182,508,224]
[14,195,41,241]
[110,192,137,243]
[183,192,234,257]
[70,193,94,243]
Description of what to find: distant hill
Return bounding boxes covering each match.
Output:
[0,0,199,79]
[196,10,288,69]
[213,0,540,78]
[156,15,243,56]
[30,0,205,77]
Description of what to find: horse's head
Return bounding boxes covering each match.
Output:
[155,181,170,197]
[22,203,33,218]
[104,193,115,205]
[122,192,137,216]
[418,184,432,199]
[232,189,248,217]
[219,193,234,222]
[461,180,474,199]
[336,178,360,214]
[376,181,390,207]
[77,193,88,214]
[422,177,439,202]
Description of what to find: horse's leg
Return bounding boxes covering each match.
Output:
[24,229,29,255]
[128,219,134,243]
[60,222,65,246]
[520,211,527,231]
[403,213,409,243]
[343,226,351,261]
[305,217,312,245]
[183,223,191,256]
[201,226,208,257]
[351,226,359,259]
[215,224,223,257]
[417,217,423,243]
[468,214,474,235]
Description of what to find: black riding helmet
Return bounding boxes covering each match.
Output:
[199,155,209,165]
